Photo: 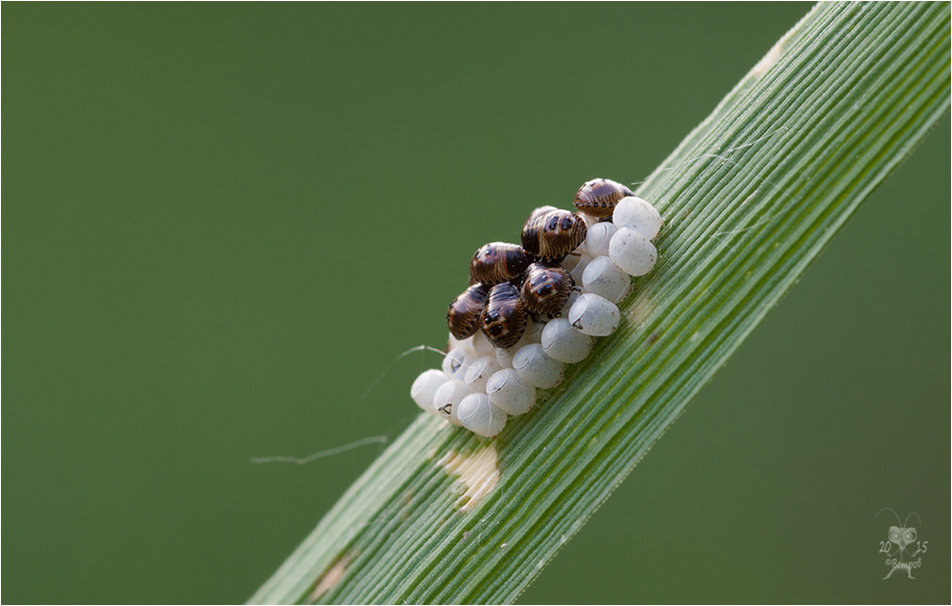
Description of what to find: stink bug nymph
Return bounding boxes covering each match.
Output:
[447,283,489,340]
[521,209,587,262]
[574,178,634,219]
[469,242,531,285]
[525,205,559,224]
[521,262,574,317]
[481,282,528,348]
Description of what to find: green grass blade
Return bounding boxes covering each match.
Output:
[250,3,950,603]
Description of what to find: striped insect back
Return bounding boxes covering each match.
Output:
[469,242,530,285]
[480,282,528,348]
[521,209,587,262]
[525,205,559,223]
[447,283,490,340]
[520,263,573,318]
[573,178,634,219]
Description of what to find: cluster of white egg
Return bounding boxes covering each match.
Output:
[411,195,662,437]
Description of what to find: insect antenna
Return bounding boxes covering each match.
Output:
[358,344,447,402]
[875,507,903,525]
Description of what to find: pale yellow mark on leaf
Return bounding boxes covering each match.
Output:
[308,552,354,602]
[742,189,759,206]
[625,294,654,327]
[752,39,784,78]
[437,443,500,513]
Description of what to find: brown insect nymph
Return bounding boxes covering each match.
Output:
[447,283,489,340]
[574,178,634,219]
[521,263,573,317]
[480,282,528,348]
[521,209,587,262]
[525,205,559,224]
[469,242,531,285]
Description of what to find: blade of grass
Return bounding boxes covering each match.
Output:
[250,3,950,603]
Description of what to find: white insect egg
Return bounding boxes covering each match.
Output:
[464,356,502,392]
[410,369,448,414]
[568,293,620,336]
[560,237,587,272]
[512,343,564,389]
[579,210,602,228]
[470,331,497,357]
[569,250,595,285]
[448,333,477,356]
[583,221,616,258]
[523,319,545,343]
[559,288,582,318]
[486,369,536,416]
[540,318,594,364]
[432,380,473,426]
[608,227,657,277]
[582,255,632,303]
[441,347,472,382]
[612,196,662,240]
[456,393,507,438]
[494,319,543,369]
[494,345,515,369]
[560,250,582,272]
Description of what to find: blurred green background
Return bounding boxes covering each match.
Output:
[2,3,948,604]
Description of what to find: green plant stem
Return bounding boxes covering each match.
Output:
[250,3,950,603]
